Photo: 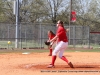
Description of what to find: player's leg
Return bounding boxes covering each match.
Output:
[58,49,69,63]
[58,42,74,68]
[48,42,54,56]
[59,51,73,67]
[48,48,52,56]
[58,42,69,63]
[47,42,62,68]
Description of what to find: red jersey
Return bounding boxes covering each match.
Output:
[48,34,55,40]
[56,26,68,42]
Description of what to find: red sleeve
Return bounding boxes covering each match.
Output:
[57,31,64,36]
[48,34,55,40]
[56,26,65,37]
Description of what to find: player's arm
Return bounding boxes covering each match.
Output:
[47,38,50,42]
[66,28,70,32]
[50,35,58,43]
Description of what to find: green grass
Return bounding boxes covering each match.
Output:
[0,48,99,54]
[65,49,100,52]
[0,49,45,54]
[0,41,100,49]
[0,40,42,49]
[0,41,99,54]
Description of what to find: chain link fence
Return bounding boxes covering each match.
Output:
[66,25,90,48]
[90,32,100,48]
[0,23,98,49]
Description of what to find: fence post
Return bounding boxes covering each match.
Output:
[15,0,19,48]
[73,26,75,48]
[88,26,90,49]
[39,23,42,49]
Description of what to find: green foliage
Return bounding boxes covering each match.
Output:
[0,0,5,22]
[0,0,100,31]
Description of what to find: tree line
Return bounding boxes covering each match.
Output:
[0,0,100,31]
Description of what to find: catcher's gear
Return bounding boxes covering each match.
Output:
[45,41,50,46]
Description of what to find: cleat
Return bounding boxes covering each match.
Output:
[47,64,55,68]
[48,54,52,56]
[68,62,74,68]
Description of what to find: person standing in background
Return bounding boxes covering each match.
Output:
[47,30,56,56]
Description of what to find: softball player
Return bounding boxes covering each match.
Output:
[47,20,74,68]
[47,30,56,56]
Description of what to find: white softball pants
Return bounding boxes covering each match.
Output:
[52,41,68,58]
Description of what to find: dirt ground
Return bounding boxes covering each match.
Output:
[0,52,100,75]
